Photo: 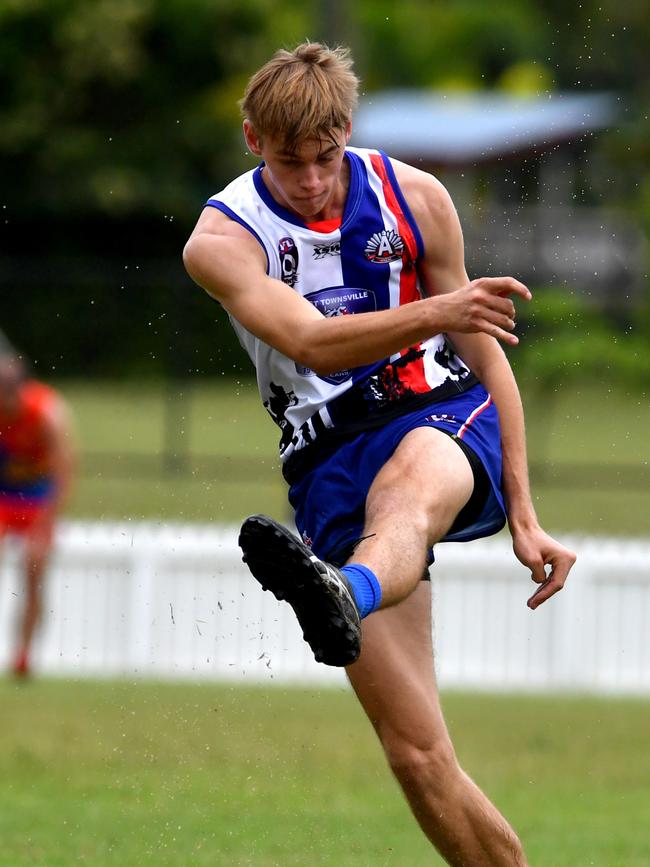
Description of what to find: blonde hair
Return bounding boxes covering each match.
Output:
[240,42,359,150]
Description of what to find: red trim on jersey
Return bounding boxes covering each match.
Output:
[458,395,493,439]
[369,153,428,393]
[368,153,419,303]
[305,217,342,233]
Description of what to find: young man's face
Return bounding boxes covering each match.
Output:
[244,121,351,221]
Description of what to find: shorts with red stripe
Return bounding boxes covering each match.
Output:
[288,383,506,567]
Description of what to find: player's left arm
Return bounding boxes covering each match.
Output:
[394,159,576,608]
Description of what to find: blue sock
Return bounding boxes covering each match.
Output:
[341,563,382,618]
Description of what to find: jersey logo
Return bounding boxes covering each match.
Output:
[366,346,427,403]
[306,286,376,318]
[434,343,471,381]
[312,241,341,259]
[424,413,458,424]
[296,286,377,384]
[278,236,299,287]
[264,381,298,429]
[364,229,405,263]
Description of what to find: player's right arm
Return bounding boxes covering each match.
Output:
[183,206,526,376]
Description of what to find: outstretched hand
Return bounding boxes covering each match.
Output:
[438,276,532,346]
[511,525,577,610]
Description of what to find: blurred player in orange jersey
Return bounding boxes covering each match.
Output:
[0,342,76,677]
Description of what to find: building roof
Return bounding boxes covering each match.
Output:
[351,90,618,165]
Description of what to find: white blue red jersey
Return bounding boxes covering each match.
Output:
[206,146,476,481]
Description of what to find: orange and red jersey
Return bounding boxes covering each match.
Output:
[0,381,57,502]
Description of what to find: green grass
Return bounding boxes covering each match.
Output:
[0,679,648,866]
[57,378,650,534]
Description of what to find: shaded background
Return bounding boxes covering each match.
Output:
[1,0,648,524]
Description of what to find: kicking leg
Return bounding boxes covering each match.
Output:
[239,427,475,665]
[347,583,528,867]
[350,425,474,606]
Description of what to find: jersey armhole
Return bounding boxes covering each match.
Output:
[205,200,270,274]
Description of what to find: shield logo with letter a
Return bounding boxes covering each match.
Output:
[364,229,405,263]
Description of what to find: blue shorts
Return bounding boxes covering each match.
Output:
[287,384,506,566]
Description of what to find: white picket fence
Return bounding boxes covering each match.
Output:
[1,522,649,693]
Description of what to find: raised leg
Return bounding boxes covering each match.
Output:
[350,426,474,606]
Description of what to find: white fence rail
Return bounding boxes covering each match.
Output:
[1,522,649,693]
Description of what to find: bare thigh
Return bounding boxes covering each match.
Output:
[367,426,474,533]
[351,426,474,605]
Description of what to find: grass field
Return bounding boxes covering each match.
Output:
[1,679,648,866]
[6,380,648,865]
[58,378,650,535]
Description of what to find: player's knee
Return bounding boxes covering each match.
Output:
[367,482,430,534]
[382,731,460,794]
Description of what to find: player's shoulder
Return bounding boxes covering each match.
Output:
[22,381,58,410]
[389,158,452,207]
[347,146,440,192]
[349,146,455,224]
[386,157,459,232]
[21,381,70,429]
[193,204,254,240]
[191,167,264,245]
[206,165,257,209]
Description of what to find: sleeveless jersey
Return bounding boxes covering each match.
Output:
[0,381,56,499]
[206,147,476,479]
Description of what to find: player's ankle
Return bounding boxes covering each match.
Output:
[340,563,382,618]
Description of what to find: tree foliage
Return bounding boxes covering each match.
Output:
[0,0,314,219]
[0,0,647,378]
[513,289,650,388]
[1,0,648,222]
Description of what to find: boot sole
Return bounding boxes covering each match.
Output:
[238,515,361,666]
